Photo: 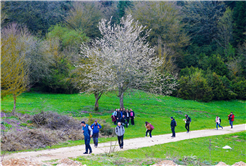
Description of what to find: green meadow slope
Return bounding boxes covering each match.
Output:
[1,90,245,140]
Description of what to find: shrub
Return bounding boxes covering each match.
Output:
[178,72,213,102]
[232,78,246,100]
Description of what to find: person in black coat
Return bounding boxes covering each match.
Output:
[170,117,176,137]
[116,109,121,123]
[129,109,135,125]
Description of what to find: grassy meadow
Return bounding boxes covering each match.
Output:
[72,131,246,166]
[1,90,245,141]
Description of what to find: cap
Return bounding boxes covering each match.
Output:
[171,117,173,119]
[95,120,97,122]
[81,121,85,124]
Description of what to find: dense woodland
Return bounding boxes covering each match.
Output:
[1,1,246,111]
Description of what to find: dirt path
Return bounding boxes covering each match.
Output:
[3,124,245,164]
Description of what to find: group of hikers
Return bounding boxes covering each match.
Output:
[80,111,235,154]
[111,108,135,127]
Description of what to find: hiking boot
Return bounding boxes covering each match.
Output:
[83,152,88,154]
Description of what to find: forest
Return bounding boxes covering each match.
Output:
[1,1,246,112]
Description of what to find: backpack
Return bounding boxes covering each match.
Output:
[175,120,177,126]
[130,112,133,117]
[219,118,221,123]
[189,117,191,123]
[150,124,154,130]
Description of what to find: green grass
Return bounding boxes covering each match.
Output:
[73,131,246,166]
[1,90,245,140]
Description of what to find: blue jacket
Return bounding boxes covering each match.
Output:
[82,124,93,138]
[91,123,102,134]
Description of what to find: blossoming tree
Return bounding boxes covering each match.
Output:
[79,15,177,108]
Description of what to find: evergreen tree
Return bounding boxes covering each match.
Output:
[117,1,132,19]
[224,0,236,9]
[232,1,246,46]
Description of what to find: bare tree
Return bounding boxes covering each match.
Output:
[80,15,177,108]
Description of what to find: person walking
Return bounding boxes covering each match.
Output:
[170,117,176,137]
[129,109,135,125]
[115,122,125,149]
[228,112,234,129]
[145,122,154,138]
[91,120,102,148]
[126,109,130,127]
[183,114,191,133]
[215,116,223,130]
[81,121,93,154]
[111,113,117,125]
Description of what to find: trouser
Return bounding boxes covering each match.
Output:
[185,123,190,132]
[131,117,134,125]
[171,127,175,137]
[92,133,99,146]
[126,117,130,124]
[117,135,124,147]
[84,137,92,153]
[216,123,223,129]
[114,121,117,125]
[229,120,233,128]
[146,130,152,137]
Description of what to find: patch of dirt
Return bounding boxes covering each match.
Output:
[232,136,239,138]
[2,158,42,166]
[56,158,85,166]
[151,160,179,166]
[216,162,228,166]
[233,161,246,166]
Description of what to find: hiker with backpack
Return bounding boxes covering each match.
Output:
[91,120,102,148]
[228,112,235,129]
[170,117,176,137]
[129,109,135,125]
[145,122,154,138]
[81,121,93,154]
[183,114,191,133]
[215,116,223,130]
[115,122,125,149]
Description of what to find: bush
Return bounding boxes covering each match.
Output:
[178,72,213,102]
[32,111,81,130]
[232,78,246,100]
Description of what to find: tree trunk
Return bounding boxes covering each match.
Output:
[94,92,103,111]
[12,94,16,114]
[119,92,124,108]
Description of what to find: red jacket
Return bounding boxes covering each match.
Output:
[228,114,234,121]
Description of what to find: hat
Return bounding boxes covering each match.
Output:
[81,121,85,124]
[95,120,97,122]
[171,117,173,119]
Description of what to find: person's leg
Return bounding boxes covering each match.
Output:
[85,138,89,153]
[121,135,124,147]
[185,123,188,132]
[118,136,121,147]
[173,127,175,137]
[145,130,148,136]
[216,123,218,130]
[88,138,92,153]
[95,133,98,147]
[187,123,190,132]
[131,118,133,125]
[149,130,152,138]
[230,120,233,128]
[172,127,175,137]
[132,118,135,125]
[219,123,223,129]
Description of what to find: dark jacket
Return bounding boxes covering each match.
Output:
[185,116,191,124]
[116,111,121,119]
[170,119,176,128]
[91,123,102,134]
[123,111,127,118]
[130,111,135,117]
